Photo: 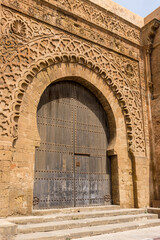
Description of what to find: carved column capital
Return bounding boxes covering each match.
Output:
[142,19,160,95]
[142,19,160,50]
[144,45,152,55]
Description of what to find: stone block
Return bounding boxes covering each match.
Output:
[0,220,17,240]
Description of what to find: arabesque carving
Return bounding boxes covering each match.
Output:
[0,7,56,62]
[0,6,145,154]
[2,0,141,44]
[1,5,140,61]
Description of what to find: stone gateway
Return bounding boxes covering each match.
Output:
[0,0,160,217]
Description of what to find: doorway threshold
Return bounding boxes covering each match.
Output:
[32,205,120,216]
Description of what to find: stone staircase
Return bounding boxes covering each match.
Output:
[7,205,160,240]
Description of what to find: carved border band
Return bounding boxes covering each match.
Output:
[2,0,141,45]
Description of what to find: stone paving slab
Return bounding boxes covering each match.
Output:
[74,226,160,240]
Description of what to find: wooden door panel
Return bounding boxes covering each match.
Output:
[34,82,74,209]
[33,81,111,209]
[74,83,111,206]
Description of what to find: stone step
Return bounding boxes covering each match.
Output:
[148,207,160,218]
[72,226,160,240]
[32,205,120,216]
[8,208,146,225]
[17,213,158,234]
[15,218,160,240]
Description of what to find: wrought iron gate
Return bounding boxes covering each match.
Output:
[33,81,111,209]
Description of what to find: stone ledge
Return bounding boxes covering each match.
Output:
[89,0,144,27]
[148,208,160,218]
[145,7,160,25]
[0,220,17,240]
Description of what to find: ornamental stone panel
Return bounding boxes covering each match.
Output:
[0,0,154,216]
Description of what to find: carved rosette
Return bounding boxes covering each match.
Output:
[1,7,56,60]
[125,64,134,78]
[11,20,26,37]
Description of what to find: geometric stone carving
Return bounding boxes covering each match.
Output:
[0,6,145,154]
[125,64,134,78]
[3,0,141,44]
[55,0,140,44]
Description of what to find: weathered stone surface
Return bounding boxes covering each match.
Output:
[145,7,160,25]
[0,0,159,217]
[0,220,17,240]
[5,207,160,239]
[142,13,160,206]
[90,0,144,27]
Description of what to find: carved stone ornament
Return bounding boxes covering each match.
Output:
[11,20,26,37]
[0,6,145,154]
[125,64,134,78]
[3,0,141,44]
[142,19,160,51]
[147,21,159,46]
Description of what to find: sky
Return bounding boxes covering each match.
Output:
[112,0,160,17]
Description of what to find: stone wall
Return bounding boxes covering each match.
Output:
[151,25,160,205]
[0,143,12,217]
[141,7,160,207]
[0,0,151,216]
[145,7,160,25]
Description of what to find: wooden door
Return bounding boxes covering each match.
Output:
[33,81,111,209]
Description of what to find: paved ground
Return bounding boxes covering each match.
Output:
[74,227,160,240]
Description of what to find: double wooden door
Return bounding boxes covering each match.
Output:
[33,81,111,209]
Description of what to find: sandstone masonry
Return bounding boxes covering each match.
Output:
[0,0,160,217]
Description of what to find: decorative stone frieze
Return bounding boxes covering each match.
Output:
[0,6,145,154]
[2,0,141,45]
